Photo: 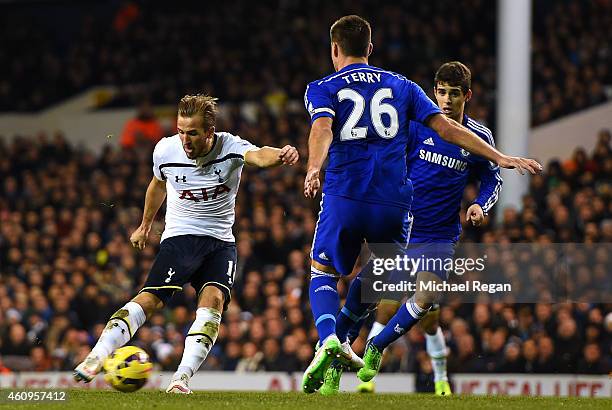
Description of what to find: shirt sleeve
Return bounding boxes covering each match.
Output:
[152,140,165,181]
[304,82,335,124]
[406,81,442,124]
[224,133,259,163]
[473,142,503,215]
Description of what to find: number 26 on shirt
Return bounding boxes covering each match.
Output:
[337,87,399,141]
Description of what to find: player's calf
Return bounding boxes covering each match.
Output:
[169,286,223,392]
[422,308,451,395]
[74,298,152,383]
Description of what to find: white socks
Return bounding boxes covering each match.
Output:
[174,307,221,379]
[91,301,146,361]
[367,321,385,341]
[426,327,448,382]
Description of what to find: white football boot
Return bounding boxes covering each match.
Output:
[314,338,365,370]
[166,373,193,394]
[73,354,103,383]
[341,340,365,370]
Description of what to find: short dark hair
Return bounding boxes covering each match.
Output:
[330,15,371,57]
[434,62,472,94]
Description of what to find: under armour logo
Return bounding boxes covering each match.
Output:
[196,338,211,349]
[108,322,125,334]
[175,175,187,183]
[165,267,175,283]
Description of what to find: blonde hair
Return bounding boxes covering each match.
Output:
[178,94,218,128]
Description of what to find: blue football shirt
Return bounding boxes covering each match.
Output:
[407,114,503,239]
[304,63,441,209]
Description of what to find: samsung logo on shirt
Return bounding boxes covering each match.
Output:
[419,149,468,172]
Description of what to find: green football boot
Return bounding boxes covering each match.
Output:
[357,341,383,382]
[319,361,343,396]
[435,380,452,396]
[302,335,343,393]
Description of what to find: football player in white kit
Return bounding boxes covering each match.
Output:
[74,94,299,393]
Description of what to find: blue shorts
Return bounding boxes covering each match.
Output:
[377,235,457,302]
[311,194,412,276]
[406,234,457,280]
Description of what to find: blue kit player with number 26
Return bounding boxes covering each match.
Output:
[301,15,542,394]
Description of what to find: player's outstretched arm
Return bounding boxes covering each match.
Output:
[244,145,299,168]
[427,113,542,175]
[130,176,167,250]
[304,117,333,198]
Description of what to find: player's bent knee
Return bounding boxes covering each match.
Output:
[311,260,340,277]
[198,285,225,312]
[415,271,442,308]
[131,292,164,318]
[419,309,440,335]
[376,300,400,324]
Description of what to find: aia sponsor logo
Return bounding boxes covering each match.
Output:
[178,184,231,201]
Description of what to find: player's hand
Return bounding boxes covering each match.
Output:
[466,204,484,227]
[130,225,150,250]
[279,145,299,165]
[497,155,542,175]
[304,169,321,198]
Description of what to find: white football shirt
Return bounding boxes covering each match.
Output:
[152,132,257,242]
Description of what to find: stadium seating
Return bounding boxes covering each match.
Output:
[1,1,609,126]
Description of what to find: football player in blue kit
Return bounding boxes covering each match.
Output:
[352,61,502,396]
[302,15,541,394]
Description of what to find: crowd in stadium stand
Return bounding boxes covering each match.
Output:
[0,117,610,384]
[1,0,610,126]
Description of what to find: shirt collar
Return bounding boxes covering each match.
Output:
[195,133,219,167]
[338,62,370,73]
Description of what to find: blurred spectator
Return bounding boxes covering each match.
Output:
[2,324,31,356]
[536,336,558,373]
[0,356,11,374]
[261,338,284,371]
[498,340,524,373]
[576,343,608,374]
[120,101,163,149]
[522,339,538,373]
[449,334,485,373]
[236,342,263,372]
[30,346,53,372]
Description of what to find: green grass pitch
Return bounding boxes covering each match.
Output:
[1,390,610,409]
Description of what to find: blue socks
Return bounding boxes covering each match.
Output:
[309,273,340,342]
[346,314,369,344]
[335,261,376,342]
[372,297,428,350]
